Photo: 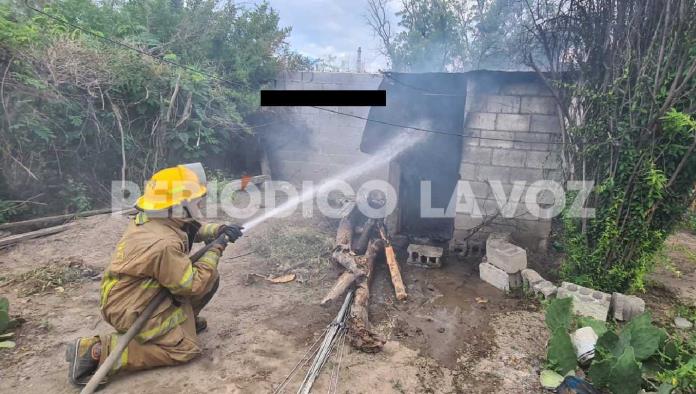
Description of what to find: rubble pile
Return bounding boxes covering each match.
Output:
[479,233,645,322]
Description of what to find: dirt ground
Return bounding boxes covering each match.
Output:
[1,204,552,393]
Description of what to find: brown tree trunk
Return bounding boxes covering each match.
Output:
[347,239,386,353]
[320,271,361,306]
[384,244,407,300]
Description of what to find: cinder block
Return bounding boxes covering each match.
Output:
[509,167,544,183]
[611,293,645,321]
[407,244,443,268]
[479,261,511,291]
[521,268,544,287]
[513,132,551,151]
[473,95,521,113]
[533,280,557,298]
[556,282,611,321]
[520,96,556,115]
[500,82,540,96]
[492,149,526,167]
[495,114,531,132]
[466,112,496,130]
[462,129,481,146]
[468,181,492,199]
[461,146,493,164]
[526,151,561,169]
[530,114,561,133]
[480,130,514,149]
[486,238,527,273]
[459,163,478,180]
[476,165,510,183]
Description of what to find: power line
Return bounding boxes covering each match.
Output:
[381,72,466,97]
[309,106,566,146]
[24,2,565,147]
[23,0,246,89]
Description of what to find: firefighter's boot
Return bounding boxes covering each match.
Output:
[66,336,101,385]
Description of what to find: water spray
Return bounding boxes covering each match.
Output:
[241,132,426,231]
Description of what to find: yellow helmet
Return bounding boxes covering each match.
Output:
[135,163,207,212]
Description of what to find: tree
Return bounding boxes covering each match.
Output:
[0,0,305,220]
[366,0,531,72]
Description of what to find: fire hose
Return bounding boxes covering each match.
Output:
[80,233,229,394]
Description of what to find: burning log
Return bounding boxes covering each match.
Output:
[346,239,386,353]
[377,221,407,301]
[320,270,361,305]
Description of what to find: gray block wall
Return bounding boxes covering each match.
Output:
[261,71,387,186]
[454,72,563,251]
[261,70,564,252]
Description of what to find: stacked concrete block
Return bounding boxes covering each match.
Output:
[479,258,513,291]
[407,244,444,268]
[485,236,527,274]
[455,73,564,252]
[611,293,645,321]
[556,282,611,321]
[479,234,527,291]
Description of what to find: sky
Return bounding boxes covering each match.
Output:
[249,0,400,72]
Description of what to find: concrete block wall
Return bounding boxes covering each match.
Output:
[262,71,387,187]
[454,72,564,251]
[262,70,565,252]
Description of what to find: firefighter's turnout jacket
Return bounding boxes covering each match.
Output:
[97,212,222,373]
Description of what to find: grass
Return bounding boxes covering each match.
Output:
[251,221,334,272]
[2,259,98,296]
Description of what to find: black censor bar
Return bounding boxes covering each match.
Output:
[260,90,386,106]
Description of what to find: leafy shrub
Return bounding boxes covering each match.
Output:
[0,297,19,349]
[544,298,695,393]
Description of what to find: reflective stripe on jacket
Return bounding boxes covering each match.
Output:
[99,213,221,342]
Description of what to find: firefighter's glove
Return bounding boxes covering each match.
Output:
[209,236,228,255]
[217,224,244,243]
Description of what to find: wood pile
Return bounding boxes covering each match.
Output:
[321,201,408,353]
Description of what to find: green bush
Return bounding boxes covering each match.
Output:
[0,297,18,349]
[543,298,695,393]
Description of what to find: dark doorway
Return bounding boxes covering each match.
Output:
[361,72,467,241]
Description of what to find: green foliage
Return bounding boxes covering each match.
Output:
[0,297,17,349]
[576,316,608,337]
[547,328,577,374]
[0,0,303,218]
[368,0,533,72]
[542,298,696,393]
[545,297,573,332]
[545,0,696,293]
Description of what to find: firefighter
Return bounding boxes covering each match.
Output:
[65,163,243,385]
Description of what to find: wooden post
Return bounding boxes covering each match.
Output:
[384,244,407,301]
[320,271,361,306]
[346,239,385,353]
[377,220,407,301]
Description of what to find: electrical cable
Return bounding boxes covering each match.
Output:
[381,71,467,97]
[24,2,567,147]
[310,106,566,145]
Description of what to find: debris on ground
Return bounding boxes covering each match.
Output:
[674,316,693,330]
[610,292,646,321]
[1,257,99,296]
